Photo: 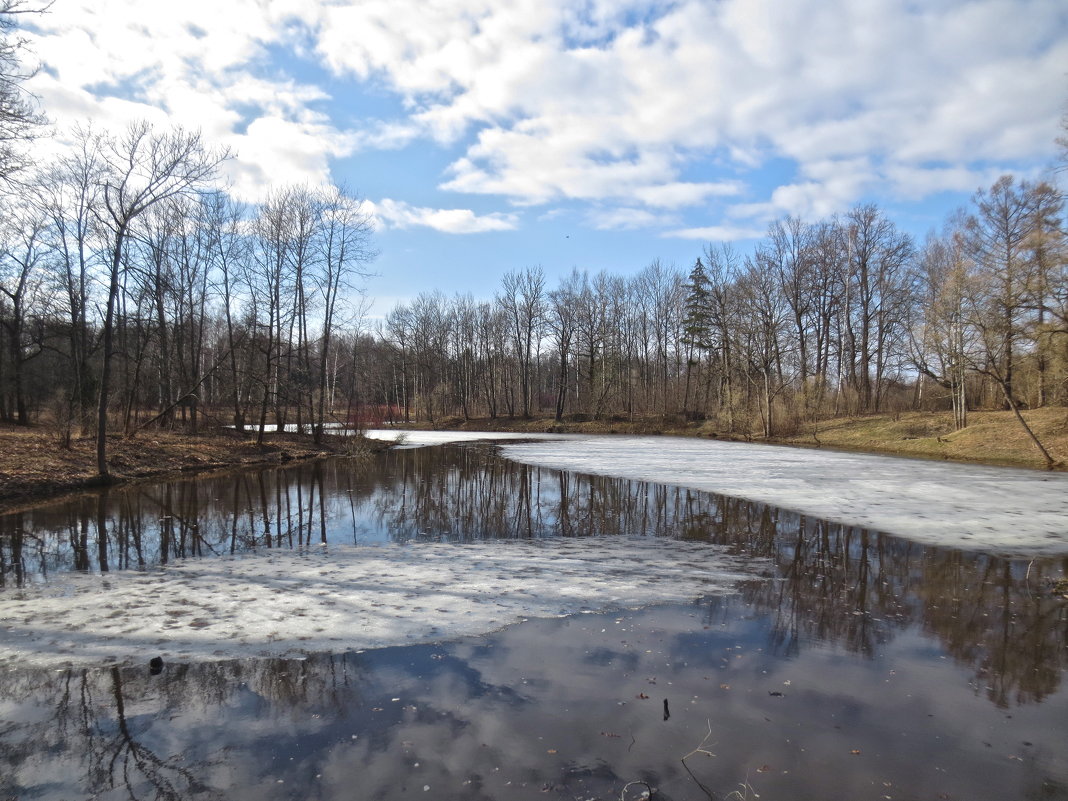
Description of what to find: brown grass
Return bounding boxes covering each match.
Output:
[778,408,1068,470]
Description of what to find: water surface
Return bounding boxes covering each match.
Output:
[1,443,1065,800]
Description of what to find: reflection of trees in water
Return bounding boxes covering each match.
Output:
[718,511,1068,707]
[918,552,1068,707]
[0,653,367,801]
[0,664,213,801]
[0,460,345,585]
[1,444,1065,706]
[363,444,790,547]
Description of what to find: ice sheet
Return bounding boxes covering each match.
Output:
[498,436,1068,555]
[0,538,755,669]
[364,430,1068,555]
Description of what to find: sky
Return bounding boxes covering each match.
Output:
[22,0,1068,317]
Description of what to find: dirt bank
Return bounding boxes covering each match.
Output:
[0,425,385,512]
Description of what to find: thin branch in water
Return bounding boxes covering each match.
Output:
[681,719,718,800]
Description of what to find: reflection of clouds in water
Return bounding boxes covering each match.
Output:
[6,606,1063,801]
[0,538,758,668]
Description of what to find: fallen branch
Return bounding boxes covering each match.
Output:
[681,719,717,800]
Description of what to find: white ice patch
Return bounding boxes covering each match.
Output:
[490,435,1068,556]
[363,429,580,449]
[0,538,754,669]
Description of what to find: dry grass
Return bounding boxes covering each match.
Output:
[779,408,1068,470]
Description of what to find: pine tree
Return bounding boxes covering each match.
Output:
[681,258,715,414]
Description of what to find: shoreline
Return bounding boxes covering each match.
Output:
[1,408,1065,513]
[0,426,388,514]
[382,408,1068,472]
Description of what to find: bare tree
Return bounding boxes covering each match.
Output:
[312,186,374,442]
[738,253,789,437]
[841,205,914,412]
[39,126,103,428]
[498,266,546,418]
[247,186,298,442]
[202,191,250,430]
[0,1,48,181]
[963,176,1036,408]
[547,270,581,421]
[94,121,226,476]
[703,244,741,430]
[767,217,816,411]
[910,229,972,430]
[0,199,50,423]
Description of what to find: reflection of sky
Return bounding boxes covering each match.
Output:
[2,603,1065,801]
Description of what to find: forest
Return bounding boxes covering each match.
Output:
[367,178,1066,444]
[1,5,1066,474]
[2,147,1065,457]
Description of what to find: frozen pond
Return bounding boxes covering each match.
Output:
[367,430,1068,555]
[1,439,1066,800]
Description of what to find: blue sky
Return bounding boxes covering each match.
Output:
[25,0,1068,317]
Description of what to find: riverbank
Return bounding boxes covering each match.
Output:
[391,408,1068,471]
[0,425,385,511]
[2,408,1065,511]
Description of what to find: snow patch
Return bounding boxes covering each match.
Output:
[0,538,755,669]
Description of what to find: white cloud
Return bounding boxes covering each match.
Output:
[310,0,1067,220]
[662,224,765,242]
[587,207,677,230]
[23,0,1068,224]
[370,199,518,233]
[25,0,354,202]
[632,181,742,208]
[884,165,1010,202]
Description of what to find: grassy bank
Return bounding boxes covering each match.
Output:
[394,408,1068,471]
[0,425,385,511]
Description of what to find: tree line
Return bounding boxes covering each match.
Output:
[3,138,1064,468]
[366,176,1066,455]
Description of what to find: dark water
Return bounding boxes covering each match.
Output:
[1,444,1066,800]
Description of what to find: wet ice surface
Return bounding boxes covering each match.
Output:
[0,537,755,668]
[366,430,1068,555]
